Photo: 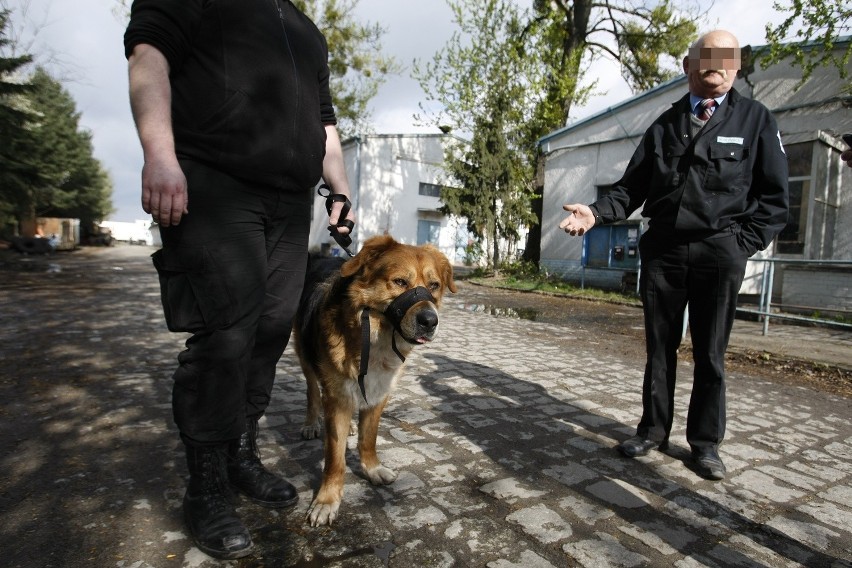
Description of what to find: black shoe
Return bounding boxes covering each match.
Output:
[184,445,253,560]
[228,419,299,508]
[692,448,726,480]
[617,436,668,458]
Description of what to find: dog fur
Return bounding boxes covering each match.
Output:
[293,235,456,526]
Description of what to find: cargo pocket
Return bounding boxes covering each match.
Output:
[151,247,234,333]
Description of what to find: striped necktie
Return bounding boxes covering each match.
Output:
[697,98,716,121]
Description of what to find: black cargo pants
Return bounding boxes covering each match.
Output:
[153,160,311,445]
[635,227,749,452]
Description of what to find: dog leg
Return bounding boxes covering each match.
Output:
[300,367,323,440]
[358,397,398,485]
[306,392,353,527]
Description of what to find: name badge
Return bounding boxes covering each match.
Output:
[717,136,744,144]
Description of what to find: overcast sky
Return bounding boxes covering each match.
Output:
[5,0,789,222]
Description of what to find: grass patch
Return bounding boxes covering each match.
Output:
[465,262,640,306]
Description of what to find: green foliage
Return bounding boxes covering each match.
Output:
[462,239,483,267]
[527,0,700,123]
[414,0,538,268]
[14,68,114,228]
[470,265,640,303]
[763,0,851,90]
[294,0,399,137]
[616,1,697,92]
[417,0,701,267]
[0,9,38,232]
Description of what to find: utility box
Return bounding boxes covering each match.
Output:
[582,221,642,270]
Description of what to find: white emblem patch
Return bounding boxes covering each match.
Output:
[777,130,785,154]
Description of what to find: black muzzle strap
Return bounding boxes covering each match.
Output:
[356,287,435,405]
[358,308,371,404]
[384,286,435,332]
[318,183,355,257]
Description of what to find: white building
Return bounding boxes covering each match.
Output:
[100,219,158,246]
[308,133,470,263]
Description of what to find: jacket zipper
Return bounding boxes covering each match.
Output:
[273,0,301,143]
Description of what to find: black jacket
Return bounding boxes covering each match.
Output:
[124,0,336,189]
[591,88,789,255]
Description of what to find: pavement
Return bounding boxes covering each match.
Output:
[1,244,851,568]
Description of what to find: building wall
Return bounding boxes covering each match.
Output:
[783,265,852,315]
[307,133,462,262]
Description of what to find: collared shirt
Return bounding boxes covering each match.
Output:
[689,93,728,116]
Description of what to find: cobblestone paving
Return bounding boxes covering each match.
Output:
[1,246,851,568]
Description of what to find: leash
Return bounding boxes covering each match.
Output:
[318,183,355,257]
[317,183,437,404]
[356,286,436,404]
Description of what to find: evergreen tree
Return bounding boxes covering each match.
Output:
[415,0,537,268]
[0,9,38,234]
[24,68,113,226]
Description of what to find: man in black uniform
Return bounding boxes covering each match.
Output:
[559,30,788,481]
[125,0,355,559]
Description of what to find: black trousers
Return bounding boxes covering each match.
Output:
[635,228,748,451]
[153,160,311,445]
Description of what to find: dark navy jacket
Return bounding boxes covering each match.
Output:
[124,0,336,189]
[591,87,789,255]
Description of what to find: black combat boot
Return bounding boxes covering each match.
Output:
[228,419,299,508]
[183,444,253,559]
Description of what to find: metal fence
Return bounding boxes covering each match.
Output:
[739,258,852,335]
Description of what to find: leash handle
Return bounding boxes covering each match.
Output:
[318,184,355,257]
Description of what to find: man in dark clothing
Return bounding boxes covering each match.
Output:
[559,30,788,481]
[125,0,355,559]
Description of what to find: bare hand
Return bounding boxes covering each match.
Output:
[141,158,188,227]
[559,204,596,236]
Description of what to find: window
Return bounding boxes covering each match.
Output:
[776,142,811,255]
[417,220,441,245]
[419,182,442,198]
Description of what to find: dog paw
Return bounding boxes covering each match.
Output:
[306,500,340,527]
[364,464,397,485]
[349,419,357,437]
[301,420,322,440]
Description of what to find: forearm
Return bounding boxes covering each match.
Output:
[128,44,177,165]
[321,125,351,198]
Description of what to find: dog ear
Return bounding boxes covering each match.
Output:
[340,234,398,278]
[441,254,457,293]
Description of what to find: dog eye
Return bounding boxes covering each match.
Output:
[428,282,440,292]
[393,278,408,288]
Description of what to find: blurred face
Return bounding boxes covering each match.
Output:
[683,32,741,98]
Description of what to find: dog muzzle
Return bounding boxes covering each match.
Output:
[356,286,436,405]
[383,286,436,335]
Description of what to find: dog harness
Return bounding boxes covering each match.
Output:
[318,184,356,257]
[357,286,436,404]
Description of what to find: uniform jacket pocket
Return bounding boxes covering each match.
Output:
[705,142,748,192]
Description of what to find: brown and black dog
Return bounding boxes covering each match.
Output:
[293,235,456,526]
